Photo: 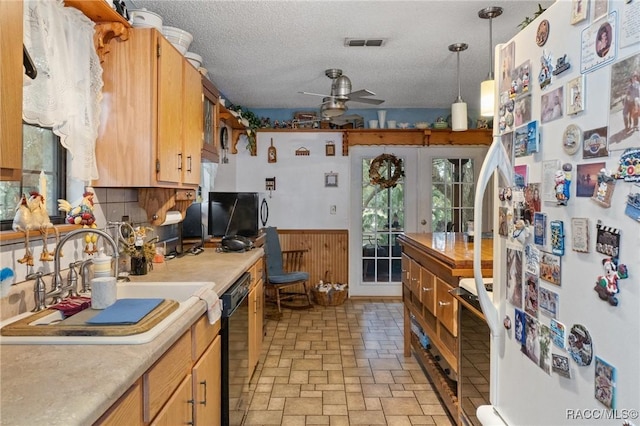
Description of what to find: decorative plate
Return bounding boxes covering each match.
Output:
[536,19,550,47]
[562,124,581,155]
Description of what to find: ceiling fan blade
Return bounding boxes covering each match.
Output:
[348,97,385,105]
[299,91,332,98]
[349,89,376,98]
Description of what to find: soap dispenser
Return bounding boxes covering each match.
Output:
[93,248,112,278]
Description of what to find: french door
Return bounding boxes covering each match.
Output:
[349,145,489,297]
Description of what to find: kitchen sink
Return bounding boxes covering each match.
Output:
[0,281,215,345]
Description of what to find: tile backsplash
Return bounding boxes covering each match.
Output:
[0,187,149,320]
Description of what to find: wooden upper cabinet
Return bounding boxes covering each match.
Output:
[94,28,202,188]
[0,0,23,181]
[181,61,203,185]
[201,77,220,163]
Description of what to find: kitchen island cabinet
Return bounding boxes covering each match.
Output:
[94,27,202,188]
[0,248,263,426]
[397,233,493,421]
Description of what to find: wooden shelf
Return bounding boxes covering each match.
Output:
[252,128,492,156]
[64,0,131,26]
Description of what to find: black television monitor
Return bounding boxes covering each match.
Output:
[208,192,259,238]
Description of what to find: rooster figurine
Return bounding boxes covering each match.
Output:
[12,192,60,265]
[58,191,99,253]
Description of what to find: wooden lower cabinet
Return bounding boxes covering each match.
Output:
[94,381,143,426]
[94,315,222,426]
[151,374,193,426]
[248,258,264,379]
[193,334,222,425]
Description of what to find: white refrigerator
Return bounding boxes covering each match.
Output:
[472,1,640,425]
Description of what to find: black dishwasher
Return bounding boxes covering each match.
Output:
[220,272,251,426]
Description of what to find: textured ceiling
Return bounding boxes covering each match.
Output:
[129,0,555,113]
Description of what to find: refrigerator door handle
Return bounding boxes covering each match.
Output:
[473,135,514,409]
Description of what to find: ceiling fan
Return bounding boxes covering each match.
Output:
[299,68,384,118]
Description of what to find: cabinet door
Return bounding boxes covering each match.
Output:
[201,78,219,163]
[410,259,421,311]
[181,61,202,185]
[255,279,264,362]
[0,0,23,179]
[193,335,221,426]
[95,381,143,426]
[156,36,184,185]
[435,278,458,336]
[150,374,193,426]
[248,285,259,378]
[401,253,411,301]
[420,267,436,315]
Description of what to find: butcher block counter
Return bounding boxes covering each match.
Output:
[0,248,263,426]
[397,233,493,422]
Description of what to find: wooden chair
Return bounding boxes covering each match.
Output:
[263,227,312,312]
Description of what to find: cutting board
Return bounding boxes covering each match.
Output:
[0,299,178,337]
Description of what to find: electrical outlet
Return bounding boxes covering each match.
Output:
[330,205,337,215]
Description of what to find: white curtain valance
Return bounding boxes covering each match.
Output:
[23,0,103,182]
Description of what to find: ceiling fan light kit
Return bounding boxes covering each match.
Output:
[449,42,468,132]
[479,6,503,117]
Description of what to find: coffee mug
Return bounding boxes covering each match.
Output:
[369,120,379,129]
[387,120,397,129]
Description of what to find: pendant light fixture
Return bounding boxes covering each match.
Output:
[449,42,468,132]
[479,6,503,117]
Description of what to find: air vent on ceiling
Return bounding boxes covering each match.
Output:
[344,38,386,47]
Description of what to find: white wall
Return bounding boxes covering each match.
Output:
[214,131,351,229]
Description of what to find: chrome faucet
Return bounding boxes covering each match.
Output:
[47,228,119,307]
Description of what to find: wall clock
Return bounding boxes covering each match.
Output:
[220,126,228,150]
[220,126,229,163]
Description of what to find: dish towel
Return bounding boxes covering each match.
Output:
[193,286,221,325]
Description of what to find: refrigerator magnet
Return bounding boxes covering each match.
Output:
[595,221,621,258]
[562,124,582,155]
[571,217,590,253]
[550,220,565,256]
[552,354,572,379]
[594,257,628,306]
[567,324,593,366]
[594,356,616,409]
[591,169,616,207]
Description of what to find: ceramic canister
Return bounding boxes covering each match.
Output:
[91,277,117,309]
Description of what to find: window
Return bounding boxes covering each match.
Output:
[432,158,474,232]
[0,124,66,230]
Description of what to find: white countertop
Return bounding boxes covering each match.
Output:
[0,247,263,426]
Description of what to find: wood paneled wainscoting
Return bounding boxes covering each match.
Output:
[276,229,349,287]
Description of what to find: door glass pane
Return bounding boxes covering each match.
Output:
[431,158,475,232]
[361,156,404,284]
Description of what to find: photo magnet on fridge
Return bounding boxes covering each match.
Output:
[550,318,566,349]
[534,212,547,246]
[595,356,616,409]
[550,220,565,256]
[567,324,593,366]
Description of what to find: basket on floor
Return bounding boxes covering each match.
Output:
[312,271,348,306]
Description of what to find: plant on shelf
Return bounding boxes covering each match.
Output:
[518,3,547,30]
[231,105,261,154]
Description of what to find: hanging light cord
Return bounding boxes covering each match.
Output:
[456,51,462,102]
[488,16,494,80]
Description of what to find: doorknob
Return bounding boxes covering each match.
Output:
[421,219,427,225]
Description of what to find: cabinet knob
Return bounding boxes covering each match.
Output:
[438,301,451,307]
[422,287,432,292]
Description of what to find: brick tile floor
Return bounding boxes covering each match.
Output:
[242,299,454,425]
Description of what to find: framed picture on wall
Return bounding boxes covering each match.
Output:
[325,172,338,188]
